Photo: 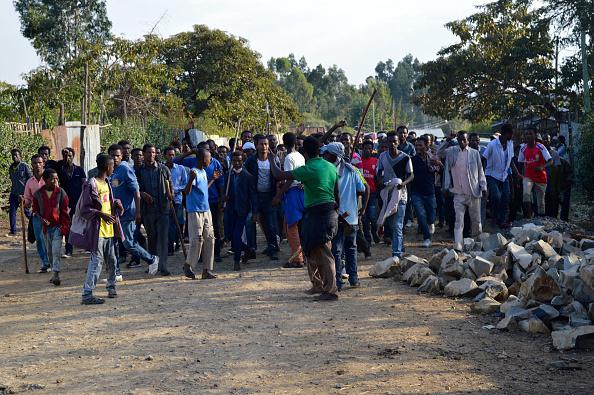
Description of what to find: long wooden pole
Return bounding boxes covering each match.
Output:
[167,181,187,259]
[20,201,29,274]
[351,89,377,160]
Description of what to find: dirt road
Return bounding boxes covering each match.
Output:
[1,226,593,394]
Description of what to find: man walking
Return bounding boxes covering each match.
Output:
[360,140,380,245]
[23,154,49,272]
[322,142,368,291]
[138,144,172,275]
[108,144,158,275]
[8,148,31,236]
[410,136,439,248]
[164,147,188,255]
[518,128,552,218]
[443,131,487,251]
[269,137,340,301]
[58,147,86,257]
[482,123,515,228]
[183,148,218,280]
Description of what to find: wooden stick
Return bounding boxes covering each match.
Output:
[20,201,29,274]
[351,89,377,160]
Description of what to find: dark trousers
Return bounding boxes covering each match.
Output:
[9,193,19,234]
[64,205,76,254]
[486,176,510,225]
[143,211,169,273]
[228,211,247,262]
[168,203,185,253]
[209,201,222,258]
[361,192,378,244]
[257,191,279,254]
[560,188,571,221]
[435,185,445,224]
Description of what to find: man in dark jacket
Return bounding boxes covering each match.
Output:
[224,151,257,271]
[244,135,281,261]
[58,147,86,257]
[8,148,31,236]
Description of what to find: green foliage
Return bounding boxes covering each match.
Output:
[100,119,178,151]
[0,124,44,202]
[0,82,21,121]
[575,113,594,198]
[14,0,112,69]
[414,0,557,122]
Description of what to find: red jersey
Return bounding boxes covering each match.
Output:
[518,143,551,184]
[360,156,378,193]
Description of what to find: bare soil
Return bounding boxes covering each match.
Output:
[1,221,593,394]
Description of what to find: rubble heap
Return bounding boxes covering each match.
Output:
[370,223,594,350]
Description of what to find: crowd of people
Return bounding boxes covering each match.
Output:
[6,121,573,303]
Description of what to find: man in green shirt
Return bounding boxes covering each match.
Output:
[269,136,340,301]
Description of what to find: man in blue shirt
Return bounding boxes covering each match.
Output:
[183,148,218,280]
[164,147,188,255]
[108,144,159,276]
[175,141,225,261]
[321,142,368,291]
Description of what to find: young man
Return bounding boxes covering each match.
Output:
[108,144,158,275]
[138,144,172,275]
[8,148,32,236]
[267,134,278,154]
[37,145,59,172]
[360,140,380,245]
[164,146,188,255]
[396,126,415,228]
[482,123,515,228]
[518,128,553,218]
[23,154,49,272]
[74,154,123,305]
[224,151,256,271]
[241,130,253,147]
[244,135,280,260]
[58,147,86,257]
[31,168,70,285]
[376,132,415,257]
[410,136,440,248]
[273,132,305,268]
[340,132,362,167]
[118,140,134,166]
[443,131,487,251]
[269,137,340,301]
[322,142,368,291]
[183,148,218,280]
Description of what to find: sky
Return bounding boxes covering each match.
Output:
[0,0,489,86]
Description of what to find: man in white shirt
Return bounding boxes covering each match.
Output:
[482,123,515,228]
[273,132,306,268]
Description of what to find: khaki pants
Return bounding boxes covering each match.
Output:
[186,211,215,271]
[286,223,304,264]
[453,194,482,250]
[306,241,337,295]
[522,178,546,215]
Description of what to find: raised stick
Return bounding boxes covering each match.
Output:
[351,89,377,160]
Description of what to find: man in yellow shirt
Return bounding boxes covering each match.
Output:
[73,154,123,305]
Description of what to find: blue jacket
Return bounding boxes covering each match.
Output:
[225,168,257,217]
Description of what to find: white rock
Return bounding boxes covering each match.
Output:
[471,297,501,314]
[519,317,550,334]
[369,257,400,278]
[551,326,594,350]
[500,295,524,314]
[444,278,480,297]
[468,256,494,278]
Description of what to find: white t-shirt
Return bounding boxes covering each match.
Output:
[257,159,271,192]
[284,151,305,188]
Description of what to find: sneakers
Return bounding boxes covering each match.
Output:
[38,267,49,273]
[233,262,241,271]
[50,272,61,286]
[127,260,142,268]
[115,275,123,282]
[82,296,105,305]
[282,262,304,269]
[421,239,432,248]
[429,224,435,235]
[314,292,338,301]
[107,289,117,298]
[148,256,159,276]
[183,264,196,279]
[304,287,323,295]
[62,253,72,259]
[201,270,217,280]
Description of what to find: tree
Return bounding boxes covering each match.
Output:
[280,68,316,113]
[414,0,556,122]
[14,0,112,69]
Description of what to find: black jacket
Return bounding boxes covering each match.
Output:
[225,168,257,217]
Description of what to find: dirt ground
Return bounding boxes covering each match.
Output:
[1,220,594,395]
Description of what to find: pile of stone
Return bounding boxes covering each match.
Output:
[369,223,594,350]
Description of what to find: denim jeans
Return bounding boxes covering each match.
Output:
[362,192,378,244]
[256,192,279,253]
[9,193,20,234]
[411,193,436,240]
[388,200,407,257]
[486,176,510,226]
[82,237,116,299]
[31,215,49,269]
[332,224,359,288]
[121,220,155,264]
[44,225,63,272]
[168,203,185,253]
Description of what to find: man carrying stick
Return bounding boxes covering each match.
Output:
[269,137,340,302]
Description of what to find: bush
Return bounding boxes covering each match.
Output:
[100,118,179,150]
[0,123,44,205]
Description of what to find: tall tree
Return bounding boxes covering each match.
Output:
[415,0,556,122]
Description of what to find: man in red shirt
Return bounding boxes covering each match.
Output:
[518,128,552,218]
[360,140,379,244]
